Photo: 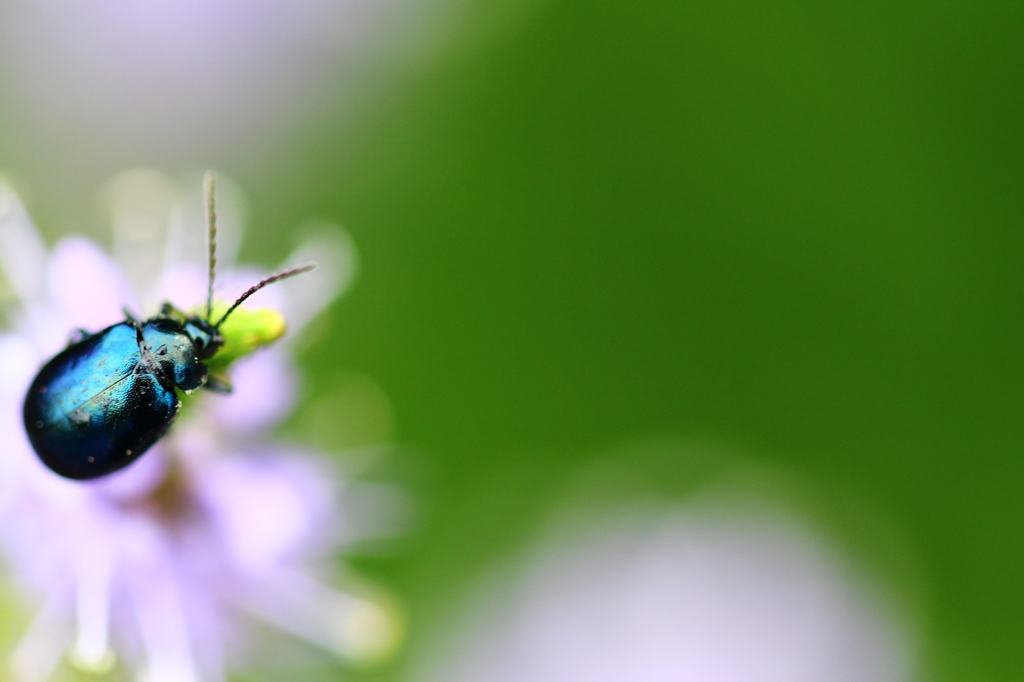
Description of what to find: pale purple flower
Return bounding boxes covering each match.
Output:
[0,0,538,214]
[418,505,918,682]
[0,175,399,682]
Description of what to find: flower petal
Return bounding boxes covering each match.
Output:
[228,566,400,663]
[0,182,49,308]
[276,225,357,336]
[71,525,116,673]
[10,586,74,682]
[47,236,137,332]
[127,538,202,682]
[210,349,298,434]
[104,168,180,312]
[164,173,246,274]
[196,455,335,573]
[153,262,207,316]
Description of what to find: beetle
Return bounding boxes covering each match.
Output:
[22,174,312,480]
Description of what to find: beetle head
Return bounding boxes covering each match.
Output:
[184,317,224,361]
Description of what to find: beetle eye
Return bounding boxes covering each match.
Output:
[183,316,223,360]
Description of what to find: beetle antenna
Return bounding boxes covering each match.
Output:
[213,264,315,329]
[204,171,218,322]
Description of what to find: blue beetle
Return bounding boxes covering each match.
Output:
[23,174,312,480]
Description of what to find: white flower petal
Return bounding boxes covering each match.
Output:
[71,525,116,673]
[423,510,914,682]
[0,182,48,308]
[276,225,358,336]
[153,262,208,316]
[104,168,180,311]
[47,236,137,333]
[211,350,298,434]
[176,585,228,682]
[128,542,202,682]
[10,586,73,682]
[216,265,288,316]
[229,567,399,664]
[0,334,40,398]
[197,455,335,573]
[164,173,246,274]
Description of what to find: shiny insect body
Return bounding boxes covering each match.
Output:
[22,174,311,480]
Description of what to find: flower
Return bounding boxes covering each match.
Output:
[418,505,917,682]
[0,172,400,682]
[0,0,537,210]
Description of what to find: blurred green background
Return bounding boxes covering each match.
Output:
[4,1,1024,680]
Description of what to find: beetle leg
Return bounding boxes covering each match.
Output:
[204,375,233,395]
[122,309,146,349]
[122,307,140,326]
[160,302,187,319]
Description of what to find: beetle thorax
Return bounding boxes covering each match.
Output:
[141,319,209,393]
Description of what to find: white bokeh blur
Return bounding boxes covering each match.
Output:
[0,0,535,219]
[417,505,916,682]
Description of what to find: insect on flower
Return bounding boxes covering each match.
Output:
[23,173,313,480]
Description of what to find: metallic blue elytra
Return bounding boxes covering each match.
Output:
[23,315,223,480]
